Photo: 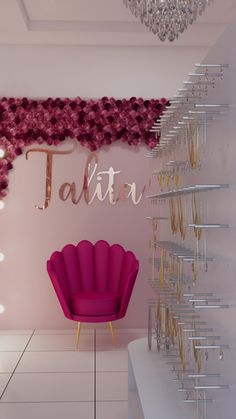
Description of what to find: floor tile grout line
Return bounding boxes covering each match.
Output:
[0,349,129,352]
[0,400,94,406]
[0,350,129,353]
[0,329,36,401]
[7,370,128,374]
[0,399,128,404]
[9,371,96,374]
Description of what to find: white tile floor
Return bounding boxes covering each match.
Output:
[0,328,146,419]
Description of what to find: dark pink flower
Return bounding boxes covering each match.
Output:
[0,95,166,199]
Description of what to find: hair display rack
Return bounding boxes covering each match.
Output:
[146,63,231,419]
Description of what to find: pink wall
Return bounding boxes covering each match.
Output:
[0,142,154,328]
[0,44,208,328]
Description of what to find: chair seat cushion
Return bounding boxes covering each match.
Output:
[71,291,120,316]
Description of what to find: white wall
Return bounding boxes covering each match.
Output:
[148,20,236,419]
[186,24,236,419]
[0,44,208,329]
[0,45,207,98]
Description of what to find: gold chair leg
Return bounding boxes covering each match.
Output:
[108,321,116,346]
[76,322,82,349]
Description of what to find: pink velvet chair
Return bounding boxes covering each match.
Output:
[47,240,139,344]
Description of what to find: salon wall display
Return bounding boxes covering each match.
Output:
[25,145,145,210]
[0,96,169,199]
[146,61,233,419]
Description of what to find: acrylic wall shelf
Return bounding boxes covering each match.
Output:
[188,224,230,229]
[146,184,229,199]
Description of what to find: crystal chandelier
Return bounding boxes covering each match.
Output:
[123,0,213,42]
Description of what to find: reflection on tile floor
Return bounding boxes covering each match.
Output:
[0,329,145,419]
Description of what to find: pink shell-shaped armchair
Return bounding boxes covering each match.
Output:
[47,240,139,323]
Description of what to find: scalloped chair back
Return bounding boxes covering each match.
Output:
[47,240,139,323]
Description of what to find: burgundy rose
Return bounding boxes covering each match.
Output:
[107,115,114,123]
[132,103,139,111]
[59,101,65,109]
[21,98,29,109]
[0,180,8,189]
[120,128,127,136]
[90,144,97,151]
[104,132,112,139]
[115,100,122,108]
[136,115,143,123]
[132,132,140,140]
[104,103,111,111]
[42,100,49,109]
[50,117,57,125]
[144,100,150,107]
[160,97,167,105]
[78,110,85,119]
[80,100,86,109]
[89,120,95,128]
[7,162,13,170]
[10,104,17,112]
[63,128,70,137]
[77,133,84,141]
[92,104,98,112]
[5,132,12,140]
[15,147,23,155]
[116,130,124,140]
[59,133,65,141]
[69,101,77,110]
[15,116,21,124]
[96,123,103,132]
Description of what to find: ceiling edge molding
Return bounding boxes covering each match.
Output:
[27,19,227,34]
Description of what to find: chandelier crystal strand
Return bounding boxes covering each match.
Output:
[123,0,214,42]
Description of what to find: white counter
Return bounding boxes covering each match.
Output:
[128,337,193,419]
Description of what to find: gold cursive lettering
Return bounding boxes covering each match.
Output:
[58,153,98,205]
[116,183,128,202]
[26,143,76,210]
[125,182,146,205]
[26,145,145,208]
[88,167,121,205]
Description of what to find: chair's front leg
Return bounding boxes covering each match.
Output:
[108,321,116,346]
[76,322,82,349]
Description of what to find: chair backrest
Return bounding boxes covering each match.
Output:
[47,240,138,295]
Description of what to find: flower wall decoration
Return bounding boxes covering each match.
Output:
[0,96,169,198]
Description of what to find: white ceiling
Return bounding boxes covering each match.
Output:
[0,0,235,47]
